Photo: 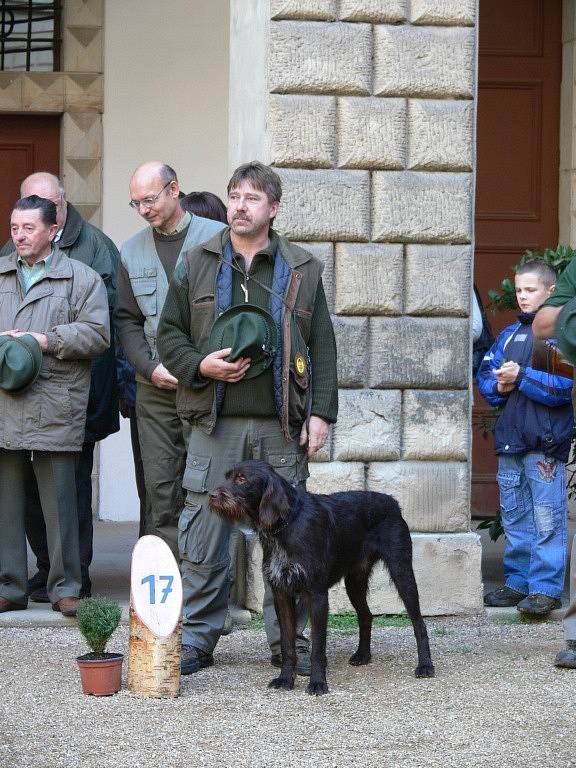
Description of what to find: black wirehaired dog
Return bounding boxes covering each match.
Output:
[208,459,434,695]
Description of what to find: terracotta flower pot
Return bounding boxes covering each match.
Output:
[76,653,123,696]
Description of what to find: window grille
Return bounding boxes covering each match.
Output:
[0,1,61,72]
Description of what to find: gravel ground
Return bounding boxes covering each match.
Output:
[0,616,574,768]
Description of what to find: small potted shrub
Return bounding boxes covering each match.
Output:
[76,597,123,696]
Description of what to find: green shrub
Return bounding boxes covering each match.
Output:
[77,597,121,654]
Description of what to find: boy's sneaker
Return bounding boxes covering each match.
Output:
[484,585,527,607]
[554,640,576,668]
[516,593,561,616]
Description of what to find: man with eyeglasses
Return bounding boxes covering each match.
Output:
[0,171,119,603]
[115,161,225,558]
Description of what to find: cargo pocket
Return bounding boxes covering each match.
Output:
[130,277,157,317]
[182,455,211,493]
[496,471,521,524]
[267,452,309,487]
[178,502,202,561]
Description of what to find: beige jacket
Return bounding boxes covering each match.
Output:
[0,247,110,452]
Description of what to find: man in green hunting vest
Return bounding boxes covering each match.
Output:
[157,161,338,675]
[115,162,225,558]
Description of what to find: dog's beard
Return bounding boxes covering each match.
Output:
[208,489,248,522]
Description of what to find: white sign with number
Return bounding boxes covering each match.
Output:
[131,535,183,639]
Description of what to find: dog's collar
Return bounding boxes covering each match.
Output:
[267,488,304,535]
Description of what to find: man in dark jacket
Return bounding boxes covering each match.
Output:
[157,161,338,675]
[0,172,120,600]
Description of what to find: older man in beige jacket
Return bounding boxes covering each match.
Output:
[0,195,109,617]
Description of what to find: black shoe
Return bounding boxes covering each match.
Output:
[517,593,561,616]
[29,585,49,603]
[270,649,311,677]
[484,585,527,607]
[554,640,576,668]
[180,645,214,676]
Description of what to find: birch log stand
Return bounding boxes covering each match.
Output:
[128,535,183,698]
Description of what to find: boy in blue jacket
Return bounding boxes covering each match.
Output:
[478,261,573,616]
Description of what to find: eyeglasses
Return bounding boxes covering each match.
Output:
[129,181,171,210]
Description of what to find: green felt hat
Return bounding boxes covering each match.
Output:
[556,297,576,364]
[0,334,43,393]
[208,304,277,380]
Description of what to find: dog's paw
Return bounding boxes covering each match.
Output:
[268,676,294,691]
[348,651,372,667]
[415,662,435,678]
[307,680,329,696]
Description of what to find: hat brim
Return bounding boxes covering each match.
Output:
[0,334,43,393]
[556,297,576,365]
[208,304,277,380]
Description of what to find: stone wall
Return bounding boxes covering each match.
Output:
[232,0,483,614]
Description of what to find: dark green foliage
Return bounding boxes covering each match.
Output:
[477,510,505,542]
[77,596,121,654]
[487,245,576,313]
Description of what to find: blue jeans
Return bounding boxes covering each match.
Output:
[497,452,568,598]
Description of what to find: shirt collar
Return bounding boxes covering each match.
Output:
[229,230,278,264]
[154,210,191,236]
[17,251,53,270]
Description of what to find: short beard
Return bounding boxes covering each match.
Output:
[208,489,249,522]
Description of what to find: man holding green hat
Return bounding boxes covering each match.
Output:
[158,161,338,675]
[0,195,110,617]
[534,263,576,668]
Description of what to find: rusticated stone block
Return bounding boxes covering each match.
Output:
[339,0,407,22]
[374,26,474,98]
[307,461,365,494]
[271,0,337,19]
[335,243,403,315]
[408,100,473,171]
[372,171,473,243]
[333,389,401,461]
[402,390,469,460]
[367,461,469,532]
[329,533,483,614]
[369,317,469,388]
[333,316,368,387]
[269,21,372,95]
[274,169,370,241]
[294,242,334,310]
[269,95,336,168]
[22,73,65,112]
[410,0,476,25]
[405,245,471,316]
[338,97,406,170]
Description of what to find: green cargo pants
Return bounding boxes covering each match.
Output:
[136,381,189,559]
[0,449,81,605]
[179,416,309,654]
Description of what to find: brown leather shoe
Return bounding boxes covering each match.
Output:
[0,597,27,613]
[52,597,79,617]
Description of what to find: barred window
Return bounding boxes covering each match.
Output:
[0,1,61,72]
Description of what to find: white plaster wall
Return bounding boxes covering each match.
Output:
[99,0,230,521]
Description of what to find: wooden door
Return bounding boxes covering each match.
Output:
[0,115,60,243]
[472,0,562,516]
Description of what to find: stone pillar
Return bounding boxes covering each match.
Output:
[230,0,482,615]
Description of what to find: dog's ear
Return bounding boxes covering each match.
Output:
[258,473,289,530]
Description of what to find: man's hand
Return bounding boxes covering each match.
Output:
[493,361,520,385]
[497,381,515,394]
[151,363,178,390]
[0,329,48,351]
[299,415,330,458]
[199,348,251,382]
